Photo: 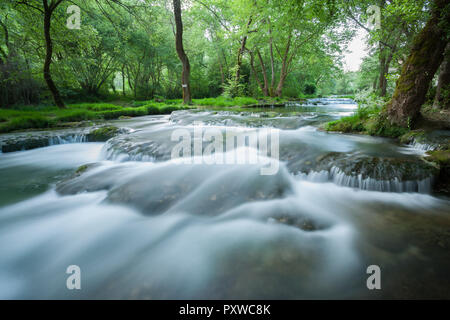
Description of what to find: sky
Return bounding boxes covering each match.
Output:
[343,29,369,72]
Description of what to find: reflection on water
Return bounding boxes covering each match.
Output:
[0,99,449,299]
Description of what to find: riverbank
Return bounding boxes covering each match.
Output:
[0,96,302,134]
[324,93,450,196]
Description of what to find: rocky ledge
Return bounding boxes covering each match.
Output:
[0,126,128,153]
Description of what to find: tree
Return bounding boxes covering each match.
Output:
[346,0,429,97]
[15,0,66,108]
[386,0,449,127]
[433,43,450,109]
[173,0,192,104]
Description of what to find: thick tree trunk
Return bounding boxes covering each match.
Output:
[386,0,448,127]
[173,0,192,104]
[43,2,65,108]
[433,43,450,109]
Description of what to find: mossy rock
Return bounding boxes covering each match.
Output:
[425,150,450,166]
[399,130,426,144]
[425,150,450,196]
[86,126,121,142]
[1,137,49,152]
[74,163,100,177]
[315,152,438,181]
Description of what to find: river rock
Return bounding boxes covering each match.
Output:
[0,126,128,153]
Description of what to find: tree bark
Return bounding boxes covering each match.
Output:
[256,49,269,96]
[379,43,396,97]
[218,55,225,87]
[378,45,387,97]
[173,0,192,104]
[235,18,252,83]
[274,33,292,97]
[249,51,264,95]
[373,75,378,90]
[268,20,275,96]
[386,0,448,127]
[43,0,65,108]
[121,64,126,96]
[433,43,450,109]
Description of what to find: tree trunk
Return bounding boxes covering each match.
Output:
[386,0,448,127]
[378,46,387,97]
[274,33,292,97]
[235,18,252,83]
[268,21,275,96]
[173,0,192,104]
[218,55,225,87]
[235,17,252,83]
[256,50,269,96]
[433,43,450,109]
[379,45,395,97]
[373,75,378,90]
[249,51,264,95]
[121,65,126,96]
[43,2,65,108]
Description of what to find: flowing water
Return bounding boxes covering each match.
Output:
[0,98,449,299]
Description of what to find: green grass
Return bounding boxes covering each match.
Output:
[0,102,191,133]
[0,95,297,133]
[192,96,258,107]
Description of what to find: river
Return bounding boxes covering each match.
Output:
[0,98,449,299]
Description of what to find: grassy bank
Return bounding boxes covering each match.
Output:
[0,96,269,133]
[0,102,192,133]
[325,91,408,138]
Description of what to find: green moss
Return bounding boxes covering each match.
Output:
[325,115,365,133]
[87,126,121,142]
[426,150,450,166]
[75,164,89,175]
[399,130,426,144]
[326,112,408,138]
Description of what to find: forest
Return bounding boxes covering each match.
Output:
[0,1,448,128]
[0,0,450,300]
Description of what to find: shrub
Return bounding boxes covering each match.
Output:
[78,103,123,111]
[159,106,180,114]
[146,105,161,115]
[131,101,149,107]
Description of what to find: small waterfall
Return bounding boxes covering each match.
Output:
[48,134,87,146]
[409,140,436,152]
[297,166,433,193]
